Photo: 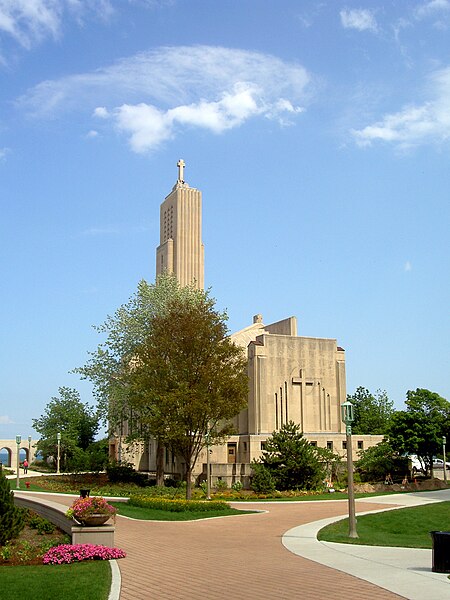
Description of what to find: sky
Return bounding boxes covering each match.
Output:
[0,0,449,441]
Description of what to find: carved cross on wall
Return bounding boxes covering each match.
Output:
[292,370,314,387]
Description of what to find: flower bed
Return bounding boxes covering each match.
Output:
[128,495,229,512]
[43,543,126,565]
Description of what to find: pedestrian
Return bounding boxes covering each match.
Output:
[23,459,29,474]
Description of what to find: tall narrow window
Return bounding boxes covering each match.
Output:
[275,393,278,429]
[285,382,288,422]
[280,386,283,425]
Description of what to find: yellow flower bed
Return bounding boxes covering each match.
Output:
[129,496,229,512]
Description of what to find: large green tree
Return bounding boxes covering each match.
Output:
[387,388,450,477]
[347,387,394,434]
[252,421,325,491]
[75,274,204,484]
[76,274,248,497]
[32,387,99,470]
[124,292,248,499]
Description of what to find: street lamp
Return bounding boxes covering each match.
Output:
[443,436,447,485]
[341,401,358,538]
[57,432,61,475]
[28,435,32,463]
[205,430,211,500]
[15,435,21,490]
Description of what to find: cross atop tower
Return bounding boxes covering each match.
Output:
[177,159,185,182]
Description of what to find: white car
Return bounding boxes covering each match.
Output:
[409,455,425,474]
[432,458,450,469]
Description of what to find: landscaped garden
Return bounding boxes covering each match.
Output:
[0,469,124,600]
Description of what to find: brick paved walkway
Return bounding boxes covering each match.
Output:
[114,500,403,600]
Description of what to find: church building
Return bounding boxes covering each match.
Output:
[117,162,382,485]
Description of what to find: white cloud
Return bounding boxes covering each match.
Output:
[111,83,266,153]
[340,8,378,32]
[86,129,98,138]
[0,0,62,49]
[93,106,109,118]
[19,46,310,152]
[352,66,450,148]
[415,0,450,19]
[0,415,13,424]
[404,261,412,272]
[114,103,171,152]
[0,0,115,57]
[414,0,450,29]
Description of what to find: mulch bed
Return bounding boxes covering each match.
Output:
[355,477,448,494]
[0,522,68,567]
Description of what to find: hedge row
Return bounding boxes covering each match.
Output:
[128,495,229,512]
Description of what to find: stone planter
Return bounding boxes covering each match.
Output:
[75,514,111,527]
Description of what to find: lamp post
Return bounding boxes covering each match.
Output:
[15,435,21,490]
[443,436,447,485]
[205,430,211,500]
[57,432,61,475]
[341,401,358,538]
[28,435,32,463]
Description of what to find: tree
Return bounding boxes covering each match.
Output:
[74,274,211,485]
[124,292,248,499]
[347,387,394,434]
[356,440,408,483]
[32,387,98,470]
[250,463,276,494]
[252,421,325,491]
[75,274,207,485]
[76,274,248,498]
[387,388,450,477]
[0,467,24,545]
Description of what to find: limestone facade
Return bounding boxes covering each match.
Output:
[155,159,204,289]
[113,162,383,485]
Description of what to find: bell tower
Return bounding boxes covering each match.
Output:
[156,160,204,289]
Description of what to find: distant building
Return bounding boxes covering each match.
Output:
[112,162,382,484]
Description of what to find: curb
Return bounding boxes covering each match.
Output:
[108,560,121,600]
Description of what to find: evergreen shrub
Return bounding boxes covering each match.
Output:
[0,470,25,545]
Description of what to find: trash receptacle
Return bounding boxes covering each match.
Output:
[79,489,90,498]
[430,531,450,573]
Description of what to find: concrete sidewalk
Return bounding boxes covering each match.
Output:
[283,489,450,600]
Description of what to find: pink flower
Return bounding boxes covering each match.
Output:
[43,544,126,564]
[65,496,117,521]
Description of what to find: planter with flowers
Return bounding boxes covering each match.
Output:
[66,496,117,526]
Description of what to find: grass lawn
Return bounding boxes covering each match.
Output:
[0,560,111,600]
[113,502,256,520]
[318,501,450,548]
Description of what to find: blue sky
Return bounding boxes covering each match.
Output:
[1,0,449,440]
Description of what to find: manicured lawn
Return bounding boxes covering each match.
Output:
[318,501,450,548]
[113,502,255,520]
[0,560,111,600]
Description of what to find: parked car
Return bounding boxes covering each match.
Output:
[408,455,425,474]
[432,458,450,470]
[408,455,450,473]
